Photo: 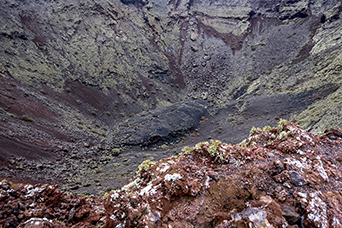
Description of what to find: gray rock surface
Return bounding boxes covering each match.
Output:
[113,100,208,146]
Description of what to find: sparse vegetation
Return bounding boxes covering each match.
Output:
[249,126,257,136]
[263,126,272,131]
[6,94,15,99]
[21,115,34,122]
[208,140,221,157]
[277,131,290,140]
[277,119,288,132]
[181,146,192,155]
[137,160,155,176]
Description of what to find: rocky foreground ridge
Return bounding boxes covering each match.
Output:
[1,121,342,227]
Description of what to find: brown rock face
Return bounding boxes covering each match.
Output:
[104,121,342,227]
[0,181,105,227]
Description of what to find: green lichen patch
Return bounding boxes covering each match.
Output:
[137,160,155,176]
[121,177,142,191]
[239,139,247,147]
[208,140,222,157]
[181,141,210,156]
[249,126,257,136]
[263,126,272,132]
[181,146,192,155]
[277,131,291,140]
[21,115,34,122]
[277,119,288,132]
[194,141,209,150]
[103,192,110,200]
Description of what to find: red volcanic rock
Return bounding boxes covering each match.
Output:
[104,121,342,227]
[1,121,342,227]
[0,181,105,227]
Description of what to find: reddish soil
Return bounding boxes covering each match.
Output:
[104,122,342,227]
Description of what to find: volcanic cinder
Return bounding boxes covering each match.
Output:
[0,0,342,226]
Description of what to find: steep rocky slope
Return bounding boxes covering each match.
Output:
[0,0,341,194]
[104,121,342,227]
[1,121,342,227]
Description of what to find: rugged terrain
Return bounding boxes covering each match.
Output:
[0,0,341,196]
[1,121,342,227]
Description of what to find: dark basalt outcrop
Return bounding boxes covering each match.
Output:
[120,0,148,6]
[1,122,342,227]
[113,100,208,146]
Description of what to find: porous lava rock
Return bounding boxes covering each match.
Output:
[104,121,342,227]
[113,100,209,146]
[0,181,105,227]
[1,121,342,227]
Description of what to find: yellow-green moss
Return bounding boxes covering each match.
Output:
[0,108,19,119]
[277,119,288,132]
[137,160,155,175]
[250,141,257,146]
[239,139,247,147]
[21,115,34,122]
[160,144,168,150]
[181,146,192,155]
[103,193,109,199]
[112,148,121,154]
[53,219,66,226]
[121,177,142,191]
[263,126,272,132]
[249,126,257,136]
[194,141,208,149]
[181,141,209,155]
[249,126,267,137]
[317,131,326,138]
[277,131,290,140]
[208,140,221,156]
